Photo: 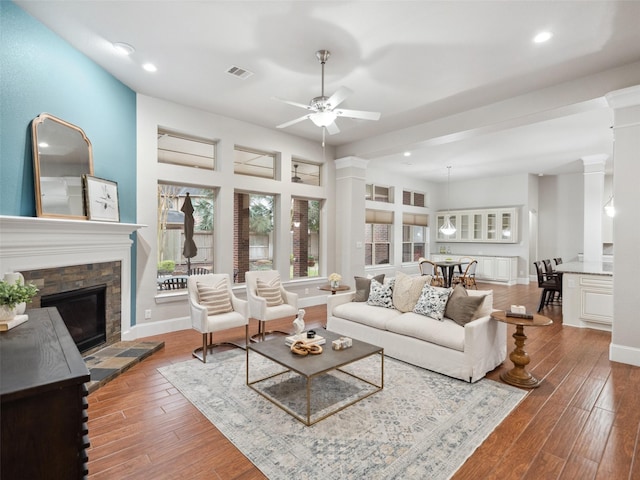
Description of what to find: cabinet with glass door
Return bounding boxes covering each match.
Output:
[436,207,518,243]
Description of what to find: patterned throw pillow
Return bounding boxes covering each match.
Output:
[256,278,284,307]
[353,274,385,302]
[197,279,233,315]
[392,271,432,313]
[367,278,395,309]
[444,285,485,326]
[413,284,452,321]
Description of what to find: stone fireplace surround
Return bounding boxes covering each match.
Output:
[0,216,142,344]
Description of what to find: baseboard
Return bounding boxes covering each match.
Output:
[610,342,640,368]
[122,316,190,340]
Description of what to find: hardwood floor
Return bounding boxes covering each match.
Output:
[87,283,640,479]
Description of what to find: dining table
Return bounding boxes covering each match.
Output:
[433,260,463,288]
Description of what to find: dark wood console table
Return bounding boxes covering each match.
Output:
[1,307,91,479]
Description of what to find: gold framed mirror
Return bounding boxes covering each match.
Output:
[31,113,94,219]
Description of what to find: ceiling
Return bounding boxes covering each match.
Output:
[15,1,640,182]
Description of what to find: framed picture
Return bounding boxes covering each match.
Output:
[83,175,120,222]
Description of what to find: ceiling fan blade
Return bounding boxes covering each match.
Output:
[325,121,340,135]
[326,86,353,109]
[272,96,315,111]
[334,108,381,121]
[276,114,313,129]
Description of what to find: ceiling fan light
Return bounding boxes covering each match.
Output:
[310,110,337,127]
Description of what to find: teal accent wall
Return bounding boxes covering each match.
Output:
[1,1,138,325]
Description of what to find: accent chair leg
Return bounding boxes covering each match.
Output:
[202,333,207,363]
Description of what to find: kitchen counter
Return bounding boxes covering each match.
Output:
[556,261,613,276]
[556,262,613,331]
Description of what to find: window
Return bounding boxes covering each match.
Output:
[365,184,392,203]
[403,189,426,207]
[290,198,321,279]
[365,209,393,266]
[402,213,428,262]
[157,183,214,292]
[157,129,215,169]
[234,146,276,179]
[291,160,321,186]
[233,193,276,284]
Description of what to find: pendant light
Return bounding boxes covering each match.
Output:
[439,166,457,236]
[604,195,615,217]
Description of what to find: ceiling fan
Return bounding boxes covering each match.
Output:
[275,50,381,136]
[292,164,302,183]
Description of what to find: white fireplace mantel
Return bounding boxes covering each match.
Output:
[0,215,145,340]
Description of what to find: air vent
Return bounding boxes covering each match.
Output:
[226,65,253,79]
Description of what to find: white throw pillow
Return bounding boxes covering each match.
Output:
[367,278,395,309]
[256,278,284,306]
[197,279,233,315]
[413,284,452,321]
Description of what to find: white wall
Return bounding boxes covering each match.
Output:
[538,173,584,264]
[134,94,336,337]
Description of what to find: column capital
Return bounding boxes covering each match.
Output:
[335,156,368,170]
[581,154,608,173]
[606,85,640,109]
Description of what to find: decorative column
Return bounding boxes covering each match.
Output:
[606,85,640,367]
[334,157,368,284]
[581,155,608,263]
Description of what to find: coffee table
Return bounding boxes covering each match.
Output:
[246,328,383,426]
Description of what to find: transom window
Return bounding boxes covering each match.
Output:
[157,129,215,169]
[291,160,321,186]
[234,146,276,179]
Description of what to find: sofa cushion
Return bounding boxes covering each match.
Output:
[413,285,452,321]
[393,271,431,313]
[367,278,395,308]
[445,285,485,326]
[468,289,493,318]
[387,313,465,352]
[332,301,402,330]
[353,274,385,302]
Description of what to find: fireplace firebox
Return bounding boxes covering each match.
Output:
[42,285,107,353]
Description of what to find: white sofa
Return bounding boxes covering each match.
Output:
[326,287,507,383]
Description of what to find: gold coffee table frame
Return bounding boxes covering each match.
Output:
[246,329,383,426]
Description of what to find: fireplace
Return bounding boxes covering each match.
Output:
[42,285,107,353]
[0,215,142,345]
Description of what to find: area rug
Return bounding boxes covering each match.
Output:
[158,349,526,479]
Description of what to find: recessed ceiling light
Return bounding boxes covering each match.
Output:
[142,63,157,73]
[533,31,553,44]
[403,151,411,157]
[112,42,135,56]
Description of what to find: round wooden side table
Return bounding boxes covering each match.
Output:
[318,284,350,295]
[491,310,553,388]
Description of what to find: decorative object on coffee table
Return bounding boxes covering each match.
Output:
[292,308,305,335]
[491,310,553,388]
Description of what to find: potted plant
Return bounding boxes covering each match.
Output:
[0,279,38,321]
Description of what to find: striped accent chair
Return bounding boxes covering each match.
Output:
[187,273,249,362]
[245,270,298,341]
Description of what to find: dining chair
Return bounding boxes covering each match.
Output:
[187,273,249,363]
[533,261,562,312]
[452,256,474,285]
[417,258,444,287]
[457,260,478,289]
